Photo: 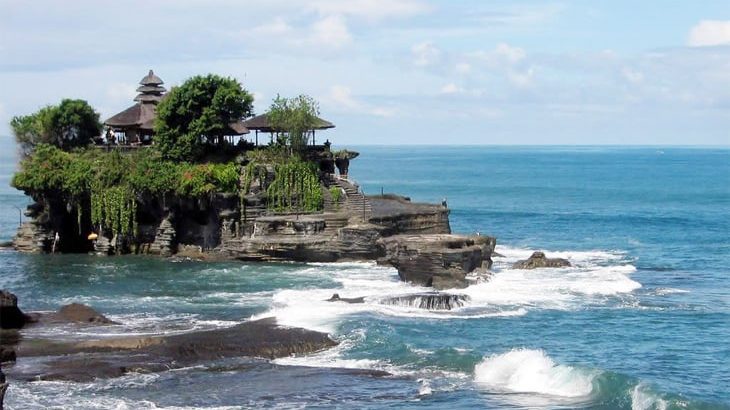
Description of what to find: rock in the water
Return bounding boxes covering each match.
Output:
[8,318,337,382]
[0,362,7,410]
[0,347,15,363]
[56,303,118,324]
[378,234,496,289]
[378,293,470,310]
[512,251,571,269]
[0,290,29,329]
[327,294,365,304]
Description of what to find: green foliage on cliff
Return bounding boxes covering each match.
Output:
[10,99,101,156]
[12,145,241,236]
[154,74,254,161]
[266,158,323,212]
[268,94,320,155]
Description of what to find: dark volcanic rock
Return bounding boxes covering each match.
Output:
[9,318,337,382]
[56,303,118,325]
[0,363,7,410]
[378,234,496,289]
[0,347,15,363]
[0,290,29,329]
[512,251,571,269]
[378,293,470,310]
[327,293,365,304]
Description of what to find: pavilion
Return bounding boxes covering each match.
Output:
[241,113,334,146]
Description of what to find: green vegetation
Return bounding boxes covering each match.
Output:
[329,186,343,205]
[154,74,254,161]
[12,145,240,236]
[266,158,323,212]
[268,94,320,155]
[10,99,101,156]
[9,73,336,241]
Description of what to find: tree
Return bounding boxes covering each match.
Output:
[154,74,254,161]
[11,99,101,156]
[268,94,320,155]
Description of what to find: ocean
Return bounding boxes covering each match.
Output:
[1,146,728,409]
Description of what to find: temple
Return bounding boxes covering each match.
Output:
[104,70,166,145]
[103,70,251,146]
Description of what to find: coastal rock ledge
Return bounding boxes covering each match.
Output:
[378,234,496,289]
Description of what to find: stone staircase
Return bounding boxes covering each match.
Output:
[334,178,372,222]
[323,212,348,236]
[149,216,176,256]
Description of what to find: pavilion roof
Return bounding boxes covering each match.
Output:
[241,113,335,132]
[104,103,157,130]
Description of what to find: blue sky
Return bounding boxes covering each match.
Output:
[0,0,728,145]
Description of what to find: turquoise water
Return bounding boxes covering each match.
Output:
[1,146,729,409]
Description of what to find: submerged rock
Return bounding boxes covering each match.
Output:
[378,293,470,310]
[55,303,118,325]
[512,251,571,269]
[327,293,365,304]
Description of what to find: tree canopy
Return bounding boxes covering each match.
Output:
[10,99,101,156]
[154,74,254,161]
[268,94,320,155]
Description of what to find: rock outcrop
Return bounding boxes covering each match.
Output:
[55,303,118,325]
[378,234,496,289]
[512,251,571,269]
[6,318,336,382]
[0,291,30,330]
[0,363,7,410]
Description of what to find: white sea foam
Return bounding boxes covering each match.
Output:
[254,246,640,334]
[631,383,668,410]
[474,348,597,398]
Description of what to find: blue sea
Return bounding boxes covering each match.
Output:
[1,146,728,409]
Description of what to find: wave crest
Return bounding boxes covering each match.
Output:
[474,348,597,398]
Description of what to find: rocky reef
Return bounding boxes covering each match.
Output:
[0,291,337,388]
[513,251,571,269]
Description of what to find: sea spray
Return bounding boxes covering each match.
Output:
[474,348,598,397]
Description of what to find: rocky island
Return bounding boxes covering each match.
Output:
[10,70,494,289]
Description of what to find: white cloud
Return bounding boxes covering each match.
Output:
[454,62,472,75]
[412,42,441,67]
[251,17,293,37]
[309,0,429,21]
[105,83,137,104]
[310,15,353,49]
[507,67,534,87]
[440,83,464,94]
[688,20,730,47]
[495,43,526,63]
[326,85,394,117]
[621,67,644,84]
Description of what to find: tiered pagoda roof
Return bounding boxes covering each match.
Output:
[134,70,166,103]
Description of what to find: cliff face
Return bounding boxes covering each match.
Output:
[13,180,452,264]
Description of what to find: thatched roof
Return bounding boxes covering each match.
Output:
[104,103,157,130]
[140,70,163,86]
[136,84,166,94]
[134,93,164,103]
[227,120,250,135]
[242,113,335,132]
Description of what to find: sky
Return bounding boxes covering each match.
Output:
[0,0,728,146]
